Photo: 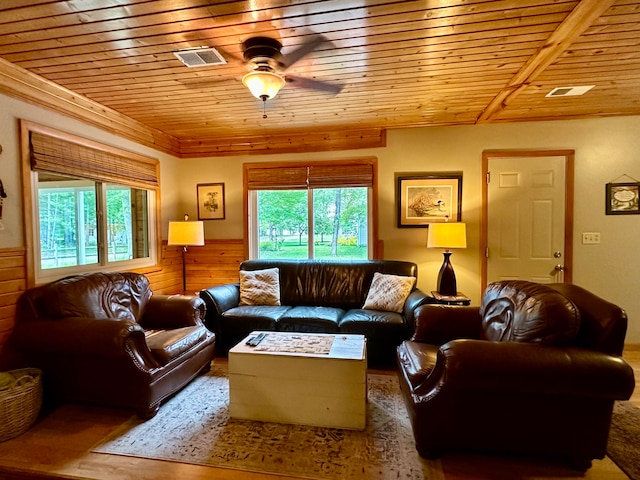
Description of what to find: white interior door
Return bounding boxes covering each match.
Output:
[483,151,574,287]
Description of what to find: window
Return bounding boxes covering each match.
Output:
[244,159,378,260]
[37,177,150,270]
[37,176,98,269]
[21,121,160,285]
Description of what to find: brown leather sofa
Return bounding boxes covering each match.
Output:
[10,272,216,418]
[200,259,428,365]
[396,280,635,469]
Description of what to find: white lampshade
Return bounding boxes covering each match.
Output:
[427,222,467,249]
[168,220,205,247]
[242,70,286,100]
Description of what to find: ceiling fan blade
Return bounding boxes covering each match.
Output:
[286,75,343,94]
[277,35,328,70]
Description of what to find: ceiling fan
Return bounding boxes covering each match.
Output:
[240,35,343,104]
[176,35,342,116]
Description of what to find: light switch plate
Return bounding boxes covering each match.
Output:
[582,232,601,244]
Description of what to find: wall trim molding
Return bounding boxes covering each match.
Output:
[0,57,179,156]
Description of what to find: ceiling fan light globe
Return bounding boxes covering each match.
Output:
[242,71,285,100]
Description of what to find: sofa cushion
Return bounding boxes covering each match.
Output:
[42,272,151,321]
[362,272,416,313]
[277,306,343,332]
[217,305,291,351]
[480,280,581,346]
[144,326,209,364]
[340,308,406,337]
[239,267,281,306]
[223,305,290,324]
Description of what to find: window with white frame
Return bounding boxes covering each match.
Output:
[22,122,159,285]
[244,159,378,260]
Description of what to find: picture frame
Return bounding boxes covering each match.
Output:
[606,182,640,215]
[197,183,225,220]
[396,172,462,227]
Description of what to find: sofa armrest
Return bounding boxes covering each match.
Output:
[419,339,635,400]
[411,304,482,344]
[402,288,429,332]
[139,294,206,329]
[10,317,161,370]
[199,284,240,332]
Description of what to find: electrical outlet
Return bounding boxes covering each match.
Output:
[582,232,601,244]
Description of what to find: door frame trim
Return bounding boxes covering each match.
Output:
[481,149,575,290]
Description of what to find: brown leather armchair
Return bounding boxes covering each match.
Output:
[10,272,216,418]
[396,280,635,469]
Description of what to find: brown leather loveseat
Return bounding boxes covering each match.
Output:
[10,272,216,418]
[396,280,635,469]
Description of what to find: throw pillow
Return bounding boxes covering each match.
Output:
[362,272,416,313]
[239,267,281,306]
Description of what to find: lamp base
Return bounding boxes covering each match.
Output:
[181,246,187,293]
[436,251,458,296]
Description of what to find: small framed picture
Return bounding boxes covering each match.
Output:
[396,172,462,227]
[197,183,225,220]
[606,182,640,215]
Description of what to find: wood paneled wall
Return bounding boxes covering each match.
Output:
[179,129,387,158]
[160,239,244,294]
[0,240,244,370]
[0,248,26,369]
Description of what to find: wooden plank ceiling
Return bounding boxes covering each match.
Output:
[0,0,639,157]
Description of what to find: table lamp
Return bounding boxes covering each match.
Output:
[167,214,204,293]
[427,221,467,296]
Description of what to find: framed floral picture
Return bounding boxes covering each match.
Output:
[197,183,225,220]
[396,172,462,227]
[606,182,640,215]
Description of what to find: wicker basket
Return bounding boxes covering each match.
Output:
[0,368,43,442]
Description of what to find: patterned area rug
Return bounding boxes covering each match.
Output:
[93,364,443,480]
[607,401,640,480]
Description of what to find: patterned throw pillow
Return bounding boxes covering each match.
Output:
[239,267,281,306]
[362,272,416,313]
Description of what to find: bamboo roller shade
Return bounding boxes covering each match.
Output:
[30,131,159,190]
[245,161,375,190]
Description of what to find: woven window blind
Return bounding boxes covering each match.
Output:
[245,161,374,190]
[307,163,373,188]
[245,165,308,190]
[30,131,159,190]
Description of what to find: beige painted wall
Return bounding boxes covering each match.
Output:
[0,94,181,249]
[1,92,638,343]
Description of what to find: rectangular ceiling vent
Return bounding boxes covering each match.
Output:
[173,47,227,67]
[546,85,595,98]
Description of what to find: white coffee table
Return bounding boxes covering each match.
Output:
[228,331,367,430]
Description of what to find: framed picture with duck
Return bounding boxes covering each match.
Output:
[396,172,462,227]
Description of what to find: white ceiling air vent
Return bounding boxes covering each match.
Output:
[173,47,227,67]
[546,85,595,97]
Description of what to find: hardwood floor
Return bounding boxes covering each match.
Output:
[624,345,640,408]
[0,346,638,480]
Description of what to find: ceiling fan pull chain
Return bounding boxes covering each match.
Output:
[262,97,268,119]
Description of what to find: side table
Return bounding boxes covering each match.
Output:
[429,291,471,306]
